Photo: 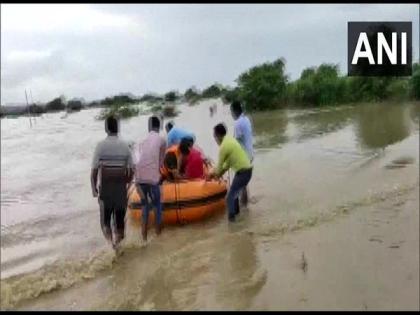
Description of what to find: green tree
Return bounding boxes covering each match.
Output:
[45,97,65,111]
[345,76,409,103]
[409,63,420,100]
[28,103,46,114]
[201,84,222,98]
[384,79,409,101]
[164,91,178,102]
[100,94,137,107]
[67,99,84,111]
[222,87,241,104]
[236,58,288,110]
[184,87,200,101]
[140,94,163,103]
[292,64,344,106]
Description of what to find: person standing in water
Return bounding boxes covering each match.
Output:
[208,123,253,222]
[136,116,166,241]
[91,116,134,249]
[230,100,254,205]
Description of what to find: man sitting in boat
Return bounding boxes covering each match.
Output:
[160,138,208,181]
[160,144,182,181]
[178,137,205,179]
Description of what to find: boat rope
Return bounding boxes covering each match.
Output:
[174,180,181,225]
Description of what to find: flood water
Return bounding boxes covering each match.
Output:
[1,100,419,310]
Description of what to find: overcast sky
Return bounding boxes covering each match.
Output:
[1,4,419,104]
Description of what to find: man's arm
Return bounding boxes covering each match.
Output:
[234,121,244,141]
[159,138,167,168]
[126,145,135,183]
[158,138,167,183]
[194,144,212,166]
[167,131,174,148]
[91,168,99,197]
[214,143,229,178]
[91,144,101,197]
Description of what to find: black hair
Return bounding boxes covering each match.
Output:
[214,123,227,137]
[230,100,243,115]
[179,137,192,155]
[164,152,178,170]
[106,116,118,134]
[165,121,174,133]
[186,137,194,146]
[149,115,160,130]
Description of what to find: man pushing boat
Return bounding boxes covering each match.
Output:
[208,123,253,222]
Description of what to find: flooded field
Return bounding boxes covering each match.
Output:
[1,100,419,310]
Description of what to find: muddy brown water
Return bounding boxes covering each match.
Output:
[1,100,419,310]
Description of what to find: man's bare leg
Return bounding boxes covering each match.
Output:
[155,222,162,235]
[141,222,148,242]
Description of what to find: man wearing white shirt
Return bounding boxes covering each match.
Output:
[230,100,254,206]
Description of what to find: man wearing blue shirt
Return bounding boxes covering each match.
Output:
[165,121,196,147]
[230,100,254,206]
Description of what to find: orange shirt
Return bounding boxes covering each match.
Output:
[160,145,181,179]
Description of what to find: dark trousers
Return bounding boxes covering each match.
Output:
[99,198,126,241]
[137,183,162,226]
[227,168,253,220]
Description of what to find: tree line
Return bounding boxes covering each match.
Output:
[2,57,419,118]
[224,58,420,110]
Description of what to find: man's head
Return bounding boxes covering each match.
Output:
[213,123,227,145]
[164,151,178,170]
[230,100,243,120]
[149,115,160,132]
[105,115,119,135]
[179,137,193,156]
[165,121,174,133]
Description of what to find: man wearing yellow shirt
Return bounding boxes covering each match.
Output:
[208,123,253,222]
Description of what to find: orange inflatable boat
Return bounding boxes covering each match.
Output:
[127,179,228,225]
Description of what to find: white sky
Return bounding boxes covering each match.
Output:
[1,4,419,104]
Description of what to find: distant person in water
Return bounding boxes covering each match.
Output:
[136,115,166,242]
[209,104,217,117]
[230,100,254,206]
[208,123,252,222]
[165,121,196,148]
[91,116,134,249]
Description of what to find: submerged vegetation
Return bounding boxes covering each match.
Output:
[161,105,178,117]
[96,104,140,120]
[2,57,419,119]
